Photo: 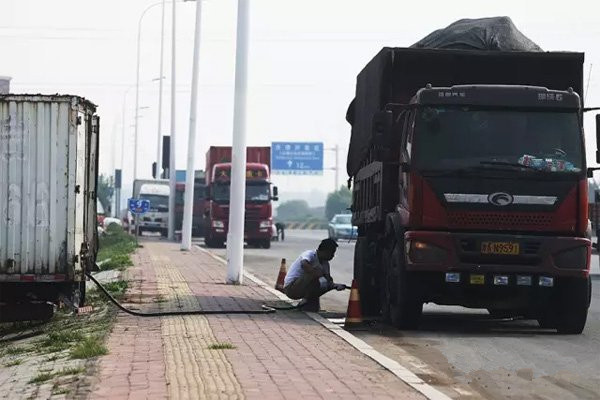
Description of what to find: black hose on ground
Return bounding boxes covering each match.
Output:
[265,284,351,310]
[86,270,276,316]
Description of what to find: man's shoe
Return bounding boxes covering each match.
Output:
[298,298,320,312]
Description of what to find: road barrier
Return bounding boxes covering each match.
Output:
[284,222,328,230]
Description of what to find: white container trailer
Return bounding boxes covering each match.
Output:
[0,95,99,321]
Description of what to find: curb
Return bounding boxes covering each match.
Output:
[195,245,452,400]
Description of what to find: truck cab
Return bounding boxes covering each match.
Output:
[203,146,277,249]
[138,183,170,237]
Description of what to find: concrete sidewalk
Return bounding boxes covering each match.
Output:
[89,240,425,400]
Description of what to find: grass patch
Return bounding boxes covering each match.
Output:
[3,346,31,356]
[97,225,136,268]
[29,372,54,384]
[70,336,108,359]
[207,342,236,350]
[55,366,85,377]
[102,280,129,301]
[3,358,22,367]
[99,254,133,271]
[28,367,85,385]
[52,387,71,396]
[36,329,85,353]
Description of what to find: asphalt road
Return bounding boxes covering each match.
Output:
[199,230,600,400]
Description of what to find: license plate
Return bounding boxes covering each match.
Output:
[481,242,520,255]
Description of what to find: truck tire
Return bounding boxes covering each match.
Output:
[553,277,591,334]
[384,234,422,329]
[261,239,271,249]
[205,237,217,248]
[353,236,380,317]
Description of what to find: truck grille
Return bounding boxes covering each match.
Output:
[448,212,552,230]
[245,209,261,220]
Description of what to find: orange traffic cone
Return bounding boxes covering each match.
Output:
[344,279,363,328]
[275,258,287,292]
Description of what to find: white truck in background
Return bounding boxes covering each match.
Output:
[130,179,170,237]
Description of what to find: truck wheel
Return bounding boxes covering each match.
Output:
[261,239,271,249]
[386,238,422,329]
[353,237,380,317]
[553,277,591,334]
[205,237,216,248]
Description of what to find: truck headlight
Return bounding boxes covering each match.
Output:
[407,241,448,264]
[259,220,271,229]
[212,220,224,228]
[553,246,587,269]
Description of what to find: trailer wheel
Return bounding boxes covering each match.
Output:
[386,238,422,329]
[552,277,591,334]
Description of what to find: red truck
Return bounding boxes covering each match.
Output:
[204,146,278,249]
[175,178,207,236]
[347,18,596,334]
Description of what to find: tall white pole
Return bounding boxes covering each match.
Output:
[227,0,250,284]
[133,18,142,180]
[181,0,203,250]
[334,144,339,191]
[167,0,177,240]
[156,0,166,179]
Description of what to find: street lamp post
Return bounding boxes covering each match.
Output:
[325,144,339,191]
[227,0,250,284]
[167,0,178,240]
[133,1,174,181]
[181,0,203,250]
[156,0,167,179]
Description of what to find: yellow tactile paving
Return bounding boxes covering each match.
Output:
[150,253,244,400]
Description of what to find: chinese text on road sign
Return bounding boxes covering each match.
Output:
[128,198,150,214]
[271,142,323,175]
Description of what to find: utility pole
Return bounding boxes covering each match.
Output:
[156,0,167,180]
[181,0,203,250]
[325,144,339,191]
[167,0,177,240]
[226,0,250,284]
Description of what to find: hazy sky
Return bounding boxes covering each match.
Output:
[2,0,599,206]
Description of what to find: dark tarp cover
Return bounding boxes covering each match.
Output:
[410,17,543,52]
[345,17,571,177]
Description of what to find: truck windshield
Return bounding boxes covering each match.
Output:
[213,183,270,203]
[413,107,583,174]
[140,194,169,211]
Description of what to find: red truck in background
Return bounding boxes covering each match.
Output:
[175,177,207,237]
[204,146,278,249]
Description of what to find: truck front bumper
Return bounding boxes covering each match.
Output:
[403,231,591,309]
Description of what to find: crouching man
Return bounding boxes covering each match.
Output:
[283,238,346,311]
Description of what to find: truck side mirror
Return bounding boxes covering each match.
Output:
[272,186,279,201]
[372,110,393,146]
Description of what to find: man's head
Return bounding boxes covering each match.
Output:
[317,238,338,261]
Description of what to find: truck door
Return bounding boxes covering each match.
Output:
[398,110,414,224]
